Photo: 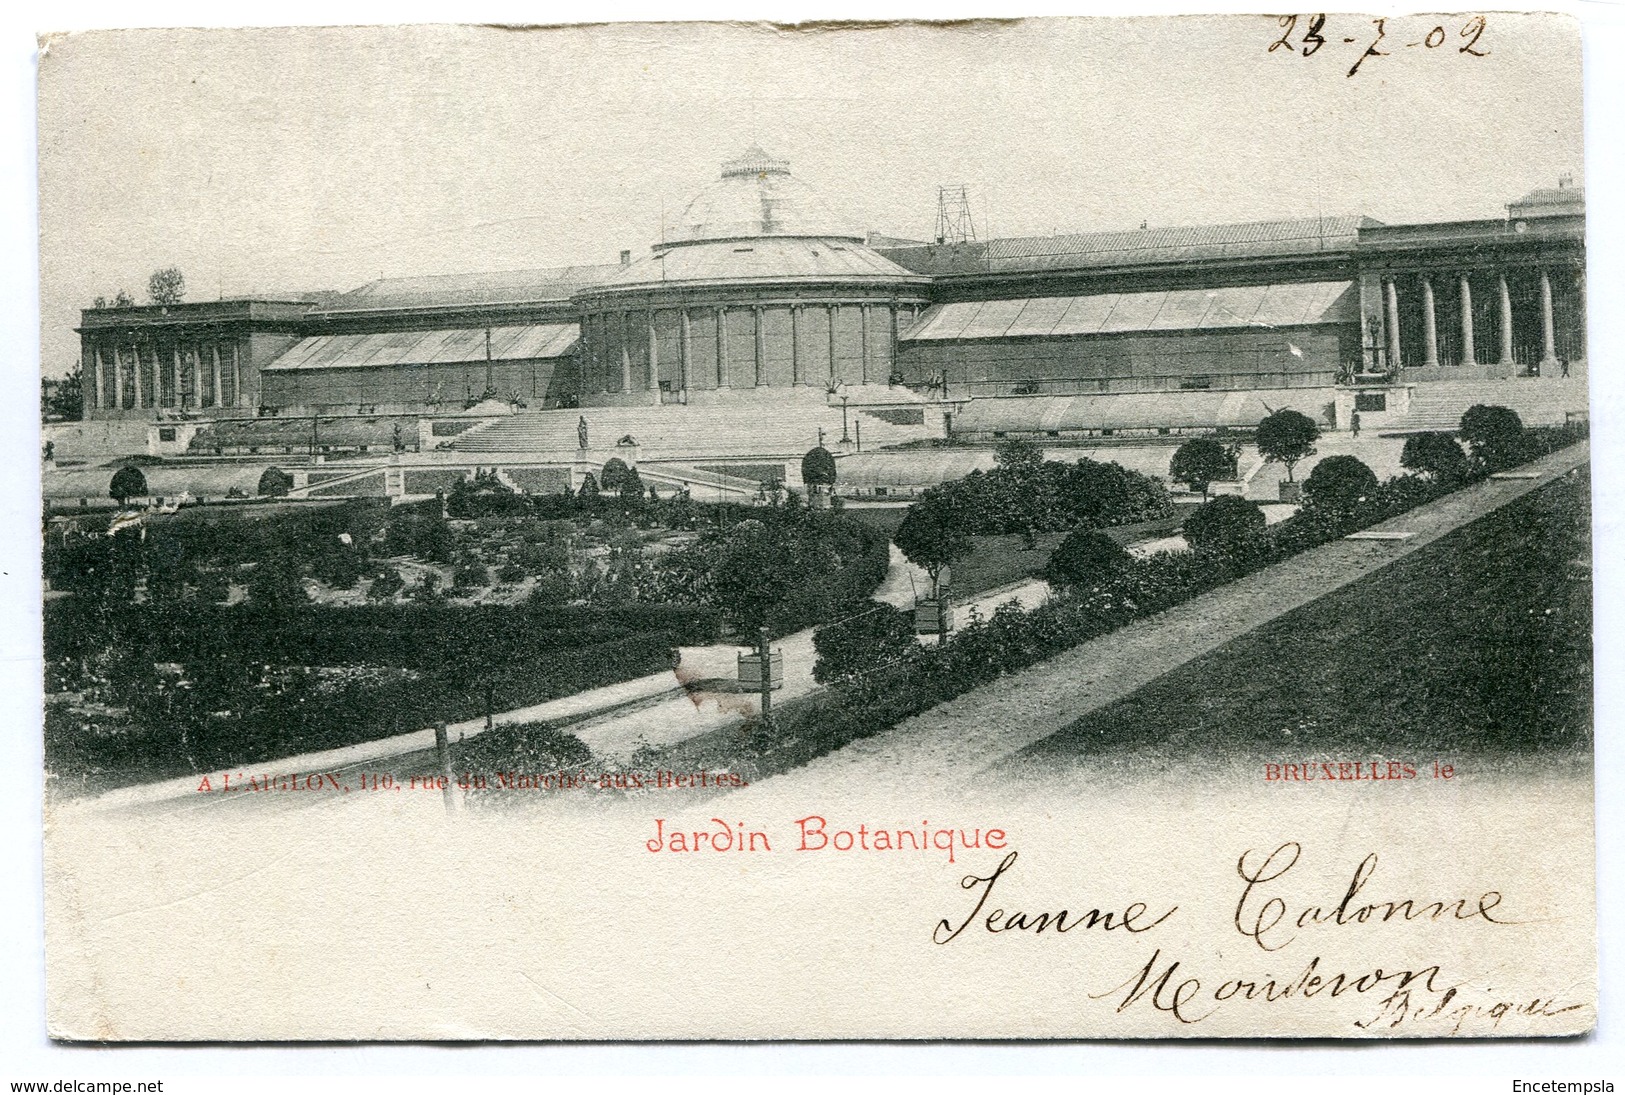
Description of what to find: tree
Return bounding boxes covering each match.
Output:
[109,465,147,505]
[1255,409,1320,482]
[707,519,798,631]
[1401,431,1470,483]
[1044,529,1133,592]
[1183,495,1268,559]
[578,473,599,499]
[1303,455,1378,519]
[42,363,84,421]
[1169,438,1234,501]
[993,438,1044,471]
[1459,404,1526,473]
[893,494,973,594]
[147,267,186,305]
[800,445,837,488]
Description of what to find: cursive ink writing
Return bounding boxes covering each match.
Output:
[1234,842,1505,952]
[932,851,1177,945]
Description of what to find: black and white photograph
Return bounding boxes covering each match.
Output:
[25,11,1610,1046]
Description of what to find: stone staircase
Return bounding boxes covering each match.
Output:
[1382,378,1589,434]
[449,402,928,458]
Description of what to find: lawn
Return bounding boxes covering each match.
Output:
[844,505,1191,599]
[1013,470,1593,766]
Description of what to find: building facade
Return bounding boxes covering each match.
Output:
[74,154,1586,434]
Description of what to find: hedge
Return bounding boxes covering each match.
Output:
[783,428,1588,773]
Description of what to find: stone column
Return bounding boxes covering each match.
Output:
[211,343,223,408]
[111,342,126,410]
[174,346,185,407]
[861,303,872,385]
[618,312,632,392]
[1458,275,1476,367]
[1420,276,1440,367]
[1539,269,1559,372]
[229,341,241,408]
[790,305,801,385]
[646,314,659,392]
[90,343,104,411]
[716,308,730,388]
[753,305,765,386]
[130,345,143,409]
[679,309,691,393]
[827,304,839,381]
[1383,280,1402,370]
[1497,273,1515,368]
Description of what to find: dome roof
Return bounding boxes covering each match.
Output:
[666,147,865,246]
[587,236,929,294]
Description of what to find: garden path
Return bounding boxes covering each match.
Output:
[718,443,1590,805]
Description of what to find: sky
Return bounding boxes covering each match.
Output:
[35,14,1584,375]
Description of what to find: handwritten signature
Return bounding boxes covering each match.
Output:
[932,842,1588,1031]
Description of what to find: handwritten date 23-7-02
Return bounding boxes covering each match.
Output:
[1270,14,1489,77]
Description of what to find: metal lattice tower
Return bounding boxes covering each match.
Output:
[934,185,977,245]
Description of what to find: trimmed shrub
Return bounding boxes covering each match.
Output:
[109,465,147,504]
[812,604,919,686]
[599,458,630,493]
[1183,495,1268,559]
[1044,529,1134,592]
[257,467,293,497]
[1303,455,1379,520]
[801,445,837,487]
[1401,431,1470,483]
[1460,404,1526,472]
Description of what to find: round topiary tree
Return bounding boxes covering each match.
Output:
[800,445,837,488]
[599,457,630,494]
[257,466,293,497]
[1044,528,1133,592]
[1169,438,1234,501]
[1255,409,1321,482]
[1183,494,1267,558]
[894,494,973,596]
[1303,454,1378,519]
[1401,431,1470,483]
[1458,404,1526,473]
[109,465,147,505]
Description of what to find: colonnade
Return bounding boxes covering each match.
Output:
[1380,268,1570,373]
[580,301,926,395]
[88,338,241,412]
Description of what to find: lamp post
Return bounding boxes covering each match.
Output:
[840,395,851,443]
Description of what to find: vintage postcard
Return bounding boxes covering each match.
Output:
[37,15,1596,1040]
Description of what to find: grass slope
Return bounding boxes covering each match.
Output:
[1014,470,1592,767]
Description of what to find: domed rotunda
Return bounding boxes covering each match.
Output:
[572,148,931,404]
